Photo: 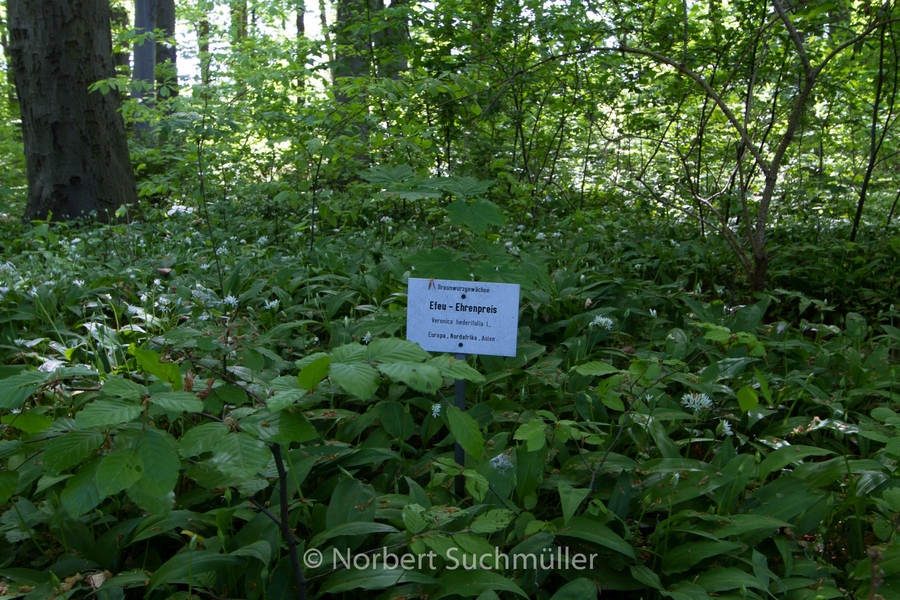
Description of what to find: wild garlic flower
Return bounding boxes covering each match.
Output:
[681,392,712,411]
[535,232,546,241]
[431,403,441,418]
[362,331,373,345]
[590,315,614,330]
[263,299,279,310]
[223,295,238,308]
[720,419,734,436]
[649,309,657,318]
[257,236,269,245]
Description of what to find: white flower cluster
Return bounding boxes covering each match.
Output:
[590,315,614,330]
[681,392,712,412]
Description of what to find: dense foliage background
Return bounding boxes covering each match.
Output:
[1,0,900,598]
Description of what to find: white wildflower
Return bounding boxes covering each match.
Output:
[263,299,279,310]
[153,278,161,287]
[257,236,269,245]
[73,279,85,287]
[776,322,788,334]
[200,263,212,271]
[516,224,525,231]
[590,315,614,330]
[380,216,393,224]
[504,241,513,248]
[535,232,546,241]
[431,403,441,418]
[720,419,734,436]
[649,309,657,318]
[552,231,562,238]
[362,331,373,345]
[215,246,228,256]
[507,245,521,256]
[223,295,238,308]
[13,339,28,347]
[681,392,713,412]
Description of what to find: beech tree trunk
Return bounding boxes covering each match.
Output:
[8,0,137,221]
[156,0,178,98]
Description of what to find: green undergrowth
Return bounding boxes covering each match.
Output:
[1,199,900,600]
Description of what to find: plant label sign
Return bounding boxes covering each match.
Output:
[407,278,520,357]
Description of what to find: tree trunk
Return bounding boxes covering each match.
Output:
[133,0,159,133]
[156,0,177,98]
[8,0,137,221]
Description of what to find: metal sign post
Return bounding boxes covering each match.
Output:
[406,278,520,498]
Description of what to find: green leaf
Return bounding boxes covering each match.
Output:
[758,445,833,480]
[129,344,183,391]
[133,429,180,498]
[737,386,759,412]
[319,564,404,594]
[447,198,506,234]
[101,377,146,400]
[147,550,243,592]
[297,354,331,389]
[179,422,229,457]
[329,362,381,400]
[434,569,527,598]
[310,521,400,547]
[75,400,143,429]
[0,471,18,504]
[96,448,145,497]
[240,410,318,444]
[378,362,443,393]
[42,429,104,473]
[61,459,103,517]
[1,413,52,434]
[402,504,428,534]
[662,540,742,574]
[574,361,619,376]
[447,405,485,458]
[210,433,271,480]
[514,419,546,452]
[556,516,635,558]
[549,578,599,600]
[429,355,485,382]
[470,509,514,534]
[148,391,204,413]
[558,481,590,525]
[364,338,431,363]
[0,371,49,410]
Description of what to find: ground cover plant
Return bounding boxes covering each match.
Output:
[1,189,899,599]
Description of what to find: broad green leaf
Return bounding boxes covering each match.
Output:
[240,410,318,444]
[133,430,180,497]
[75,400,143,429]
[378,361,442,393]
[758,445,833,480]
[429,354,485,382]
[737,386,759,412]
[101,377,146,400]
[662,540,742,574]
[210,433,271,480]
[0,471,18,504]
[514,419,546,452]
[549,578,599,600]
[379,401,414,441]
[447,405,485,458]
[1,413,52,434]
[96,448,145,497]
[147,550,243,592]
[318,564,404,594]
[433,568,527,598]
[310,522,400,547]
[402,504,428,534]
[129,344,183,391]
[0,371,49,410]
[42,429,104,473]
[0,440,25,459]
[329,362,381,400]
[364,338,431,363]
[470,509,514,534]
[61,459,103,517]
[148,391,204,413]
[558,481,590,525]
[446,198,506,234]
[630,565,665,590]
[297,354,331,389]
[574,361,619,376]
[464,469,489,501]
[556,516,635,558]
[179,422,229,457]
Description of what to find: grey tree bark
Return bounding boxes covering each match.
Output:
[8,0,137,221]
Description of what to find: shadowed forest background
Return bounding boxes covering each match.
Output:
[1,0,900,598]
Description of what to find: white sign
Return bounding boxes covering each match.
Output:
[406,278,520,357]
